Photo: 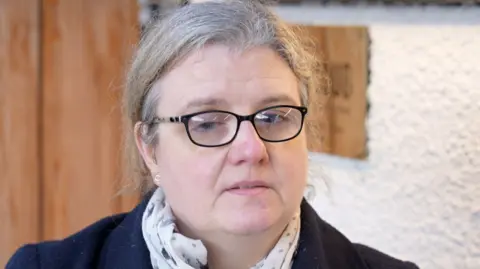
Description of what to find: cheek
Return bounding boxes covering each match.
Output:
[272,138,309,193]
[156,135,225,206]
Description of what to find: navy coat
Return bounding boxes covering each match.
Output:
[6,196,419,269]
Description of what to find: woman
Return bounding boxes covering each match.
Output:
[7,1,419,268]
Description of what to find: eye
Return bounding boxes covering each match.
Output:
[190,121,224,132]
[265,114,283,123]
[256,111,288,124]
[188,112,232,133]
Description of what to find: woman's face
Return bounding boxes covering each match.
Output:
[148,45,308,236]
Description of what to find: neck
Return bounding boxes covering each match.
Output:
[206,230,283,269]
[177,221,288,269]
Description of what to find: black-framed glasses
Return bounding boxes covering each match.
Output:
[149,105,308,147]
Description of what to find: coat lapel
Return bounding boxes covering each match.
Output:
[99,194,153,269]
[292,200,369,269]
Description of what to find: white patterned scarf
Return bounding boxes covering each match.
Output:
[142,188,301,269]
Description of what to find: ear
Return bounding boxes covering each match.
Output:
[134,122,159,175]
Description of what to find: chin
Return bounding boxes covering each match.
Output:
[218,197,285,236]
[223,212,281,236]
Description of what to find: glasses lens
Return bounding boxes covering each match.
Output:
[187,112,237,146]
[254,106,304,141]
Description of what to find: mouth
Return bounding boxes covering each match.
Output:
[226,181,270,196]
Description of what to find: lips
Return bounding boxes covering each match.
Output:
[226,182,269,196]
[227,181,269,190]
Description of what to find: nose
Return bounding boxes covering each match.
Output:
[227,121,269,165]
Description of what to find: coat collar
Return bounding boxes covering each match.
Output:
[292,200,368,269]
[101,194,368,269]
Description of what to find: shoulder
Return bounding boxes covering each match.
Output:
[6,244,39,269]
[353,244,420,269]
[6,213,127,269]
[296,200,420,269]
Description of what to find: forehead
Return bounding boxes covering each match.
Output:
[155,44,300,114]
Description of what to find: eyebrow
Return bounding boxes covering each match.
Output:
[258,94,298,107]
[184,97,228,112]
[182,94,299,114]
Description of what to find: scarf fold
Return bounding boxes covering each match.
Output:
[141,188,301,269]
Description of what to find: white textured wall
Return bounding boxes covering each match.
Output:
[276,6,480,269]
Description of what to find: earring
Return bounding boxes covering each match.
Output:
[153,174,161,185]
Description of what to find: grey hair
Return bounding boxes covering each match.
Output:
[122,0,327,193]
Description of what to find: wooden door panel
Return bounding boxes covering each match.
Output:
[0,0,41,266]
[42,0,139,240]
[296,25,369,159]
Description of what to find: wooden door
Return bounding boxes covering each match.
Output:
[1,0,140,266]
[298,25,369,159]
[41,0,140,240]
[0,0,41,266]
